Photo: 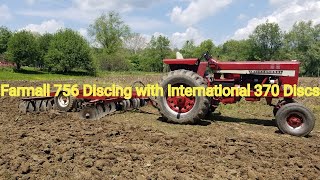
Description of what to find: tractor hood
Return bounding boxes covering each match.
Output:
[163,58,199,65]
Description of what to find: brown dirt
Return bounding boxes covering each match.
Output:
[0,78,319,179]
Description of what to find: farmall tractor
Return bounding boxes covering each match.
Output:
[18,53,316,137]
[156,53,315,137]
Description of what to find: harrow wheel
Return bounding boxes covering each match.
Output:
[109,102,117,113]
[19,101,28,114]
[120,100,127,111]
[96,104,105,118]
[132,98,139,109]
[45,100,53,111]
[135,98,141,108]
[35,100,46,113]
[275,103,315,137]
[140,99,147,107]
[54,92,76,112]
[126,100,131,110]
[79,106,99,120]
[26,101,35,112]
[158,69,210,124]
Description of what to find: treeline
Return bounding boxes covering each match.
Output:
[0,12,319,76]
[181,21,320,76]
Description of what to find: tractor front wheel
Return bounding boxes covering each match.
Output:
[275,103,315,137]
[158,69,210,124]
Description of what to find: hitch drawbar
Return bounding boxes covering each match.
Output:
[18,89,149,120]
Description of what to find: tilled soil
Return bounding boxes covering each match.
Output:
[0,80,319,179]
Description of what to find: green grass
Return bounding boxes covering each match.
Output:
[0,67,160,81]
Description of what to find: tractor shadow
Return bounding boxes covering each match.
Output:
[135,109,275,127]
[206,113,276,127]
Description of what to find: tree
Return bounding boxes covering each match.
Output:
[88,12,131,54]
[180,40,196,58]
[124,33,147,54]
[0,26,12,54]
[6,30,39,70]
[37,33,53,68]
[249,22,283,60]
[220,39,253,61]
[285,21,316,53]
[140,35,171,72]
[194,39,215,58]
[45,29,95,74]
[302,41,320,76]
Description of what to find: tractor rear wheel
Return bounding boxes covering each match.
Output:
[275,103,315,137]
[158,69,210,124]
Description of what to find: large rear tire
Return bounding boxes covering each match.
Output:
[158,69,210,124]
[275,103,315,137]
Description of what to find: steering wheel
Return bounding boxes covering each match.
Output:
[200,51,212,61]
[201,51,217,64]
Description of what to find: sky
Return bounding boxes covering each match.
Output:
[0,0,319,48]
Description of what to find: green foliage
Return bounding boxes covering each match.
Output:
[6,30,39,70]
[179,39,215,59]
[89,12,131,54]
[280,21,320,76]
[37,33,53,68]
[302,42,320,76]
[180,40,196,58]
[2,14,320,77]
[249,22,283,60]
[0,26,12,54]
[194,40,215,58]
[285,21,316,53]
[45,29,95,74]
[89,12,132,72]
[139,35,171,72]
[220,39,253,61]
[94,48,131,71]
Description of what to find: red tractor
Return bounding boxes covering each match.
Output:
[18,52,315,137]
[157,53,315,137]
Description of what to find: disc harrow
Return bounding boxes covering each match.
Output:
[19,89,149,121]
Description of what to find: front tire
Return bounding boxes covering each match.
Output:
[275,103,315,137]
[158,70,210,124]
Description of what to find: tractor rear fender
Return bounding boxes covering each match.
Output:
[163,59,208,77]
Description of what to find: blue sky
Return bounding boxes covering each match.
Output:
[0,0,319,48]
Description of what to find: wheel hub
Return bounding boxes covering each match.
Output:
[287,114,303,128]
[167,96,195,113]
[58,95,69,107]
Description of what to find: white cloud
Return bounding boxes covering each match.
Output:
[21,19,64,34]
[153,32,166,38]
[171,27,206,48]
[232,0,320,40]
[126,17,167,31]
[142,27,208,49]
[73,0,160,12]
[170,0,232,26]
[237,13,248,21]
[78,28,88,38]
[25,0,36,5]
[0,4,12,22]
[269,0,293,6]
[19,0,164,25]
